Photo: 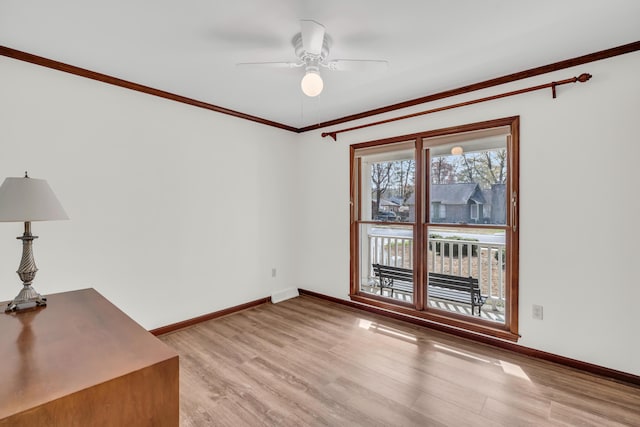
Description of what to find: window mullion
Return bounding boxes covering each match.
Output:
[414,137,425,310]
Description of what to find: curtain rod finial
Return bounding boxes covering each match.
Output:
[577,73,592,83]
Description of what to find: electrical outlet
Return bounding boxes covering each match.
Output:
[271,268,277,278]
[532,304,543,320]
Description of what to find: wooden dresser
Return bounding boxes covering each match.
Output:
[0,288,179,426]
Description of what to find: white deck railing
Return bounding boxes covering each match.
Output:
[367,229,505,310]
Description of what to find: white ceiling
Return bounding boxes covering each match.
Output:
[1,1,639,129]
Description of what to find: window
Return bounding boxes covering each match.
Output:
[470,204,479,221]
[353,141,416,304]
[350,117,519,341]
[431,202,446,221]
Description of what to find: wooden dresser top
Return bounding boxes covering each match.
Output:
[0,288,178,419]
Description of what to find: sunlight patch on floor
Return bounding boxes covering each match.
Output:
[499,360,531,381]
[433,343,492,364]
[358,318,418,343]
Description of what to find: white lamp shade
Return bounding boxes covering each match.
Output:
[451,146,464,155]
[301,70,323,97]
[0,176,69,222]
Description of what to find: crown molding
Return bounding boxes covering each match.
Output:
[2,41,639,134]
[0,46,297,133]
[298,40,640,132]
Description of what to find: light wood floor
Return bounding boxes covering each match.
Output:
[159,295,640,426]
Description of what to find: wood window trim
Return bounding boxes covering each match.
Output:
[349,116,520,342]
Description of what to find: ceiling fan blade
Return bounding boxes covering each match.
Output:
[300,20,325,55]
[325,59,389,72]
[236,61,303,69]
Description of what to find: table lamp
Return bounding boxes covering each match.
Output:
[0,172,69,312]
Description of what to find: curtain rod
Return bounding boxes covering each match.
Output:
[322,73,592,141]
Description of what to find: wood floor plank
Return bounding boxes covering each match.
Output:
[480,396,558,426]
[548,401,629,427]
[159,295,640,426]
[237,356,373,426]
[325,376,447,427]
[412,392,502,427]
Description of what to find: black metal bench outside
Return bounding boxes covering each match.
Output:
[371,264,487,316]
[372,264,414,297]
[427,272,487,316]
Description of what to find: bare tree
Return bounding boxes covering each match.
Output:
[371,162,393,215]
[393,160,415,203]
[431,157,456,184]
[481,149,507,185]
[456,149,507,188]
[458,154,477,183]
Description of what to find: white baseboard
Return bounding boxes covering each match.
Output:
[271,288,299,304]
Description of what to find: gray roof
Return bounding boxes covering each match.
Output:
[379,198,399,207]
[430,183,485,205]
[405,183,486,206]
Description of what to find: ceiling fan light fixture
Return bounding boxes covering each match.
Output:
[301,69,323,97]
[238,20,387,99]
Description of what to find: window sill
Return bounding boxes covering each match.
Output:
[350,293,520,343]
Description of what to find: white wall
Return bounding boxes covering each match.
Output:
[0,56,299,329]
[2,50,638,376]
[295,51,640,376]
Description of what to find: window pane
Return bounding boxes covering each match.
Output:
[429,136,507,225]
[359,152,415,223]
[427,225,506,323]
[359,223,414,304]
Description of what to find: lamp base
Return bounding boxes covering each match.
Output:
[5,284,47,312]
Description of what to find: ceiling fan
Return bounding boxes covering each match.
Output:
[237,20,388,97]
